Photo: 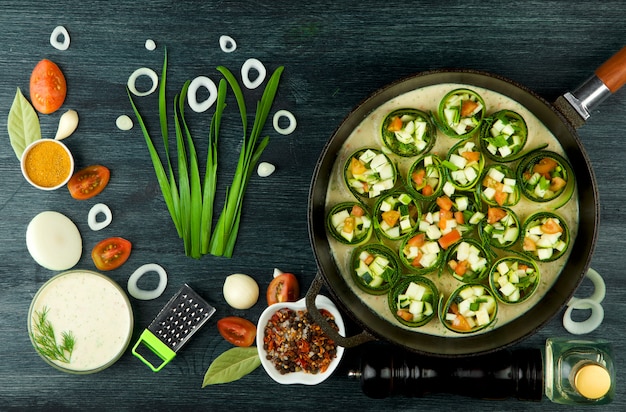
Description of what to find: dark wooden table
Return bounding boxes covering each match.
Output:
[1,1,624,410]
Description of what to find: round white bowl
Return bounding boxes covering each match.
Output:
[256,295,345,385]
[20,139,74,190]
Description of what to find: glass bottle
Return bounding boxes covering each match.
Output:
[545,337,614,405]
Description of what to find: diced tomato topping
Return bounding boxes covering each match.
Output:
[487,207,507,224]
[541,218,563,234]
[412,168,426,186]
[422,184,434,197]
[396,309,413,322]
[439,210,453,230]
[461,151,481,163]
[407,233,426,247]
[438,229,461,250]
[343,216,355,233]
[494,190,508,206]
[549,176,567,192]
[363,253,374,265]
[351,204,365,217]
[411,251,423,267]
[454,260,469,276]
[454,211,465,224]
[382,210,401,227]
[533,157,558,176]
[388,116,403,132]
[460,100,479,117]
[451,313,472,331]
[350,157,367,175]
[436,195,454,211]
[523,237,537,251]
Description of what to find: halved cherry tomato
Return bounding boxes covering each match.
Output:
[91,237,132,271]
[217,316,256,347]
[67,165,110,200]
[267,273,300,305]
[30,59,67,114]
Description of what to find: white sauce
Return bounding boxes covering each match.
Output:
[325,83,579,337]
[29,270,133,373]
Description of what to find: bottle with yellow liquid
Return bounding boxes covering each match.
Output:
[545,338,614,405]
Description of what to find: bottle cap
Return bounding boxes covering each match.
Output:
[574,363,611,399]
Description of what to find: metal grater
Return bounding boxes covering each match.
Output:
[132,284,216,372]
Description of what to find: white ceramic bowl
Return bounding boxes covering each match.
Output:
[256,295,345,385]
[20,138,74,190]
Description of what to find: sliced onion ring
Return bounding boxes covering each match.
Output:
[127,67,158,96]
[88,203,112,231]
[187,76,217,113]
[273,110,297,135]
[241,58,266,89]
[127,263,168,300]
[563,298,604,335]
[219,35,237,53]
[568,267,606,309]
[50,26,70,51]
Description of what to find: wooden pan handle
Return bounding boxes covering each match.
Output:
[595,46,626,93]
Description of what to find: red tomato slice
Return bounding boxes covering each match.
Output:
[67,165,110,200]
[30,59,67,114]
[91,237,132,271]
[217,316,256,347]
[267,273,300,305]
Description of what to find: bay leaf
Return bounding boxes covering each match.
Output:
[7,87,41,159]
[202,346,261,387]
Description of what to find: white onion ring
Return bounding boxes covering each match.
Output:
[127,67,158,96]
[50,26,70,51]
[241,58,266,89]
[273,110,297,135]
[88,203,112,231]
[568,267,606,309]
[563,298,604,335]
[187,76,218,113]
[127,263,168,300]
[219,35,237,53]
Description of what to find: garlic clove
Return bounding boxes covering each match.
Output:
[257,162,276,177]
[55,109,79,140]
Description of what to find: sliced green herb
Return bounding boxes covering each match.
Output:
[30,306,75,364]
[7,87,41,159]
[209,65,284,257]
[202,347,261,387]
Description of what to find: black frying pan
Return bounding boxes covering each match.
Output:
[306,47,626,357]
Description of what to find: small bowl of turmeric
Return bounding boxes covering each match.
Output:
[21,139,74,191]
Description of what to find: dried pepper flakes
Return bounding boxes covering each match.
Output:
[262,308,339,375]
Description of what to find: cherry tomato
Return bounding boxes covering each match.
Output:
[267,273,300,305]
[29,59,67,114]
[91,237,132,271]
[217,316,256,347]
[67,165,110,200]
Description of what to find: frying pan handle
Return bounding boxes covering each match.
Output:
[305,273,376,348]
[595,46,626,93]
[560,46,626,125]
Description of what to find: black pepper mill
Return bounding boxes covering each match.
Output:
[350,345,543,401]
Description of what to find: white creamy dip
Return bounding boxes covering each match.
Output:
[28,270,133,373]
[325,83,579,337]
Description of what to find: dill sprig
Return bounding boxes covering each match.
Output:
[31,306,75,364]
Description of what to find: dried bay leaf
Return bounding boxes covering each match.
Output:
[202,346,261,387]
[7,87,41,159]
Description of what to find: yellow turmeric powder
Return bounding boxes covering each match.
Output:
[23,140,72,188]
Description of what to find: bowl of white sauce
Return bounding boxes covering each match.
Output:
[28,270,134,374]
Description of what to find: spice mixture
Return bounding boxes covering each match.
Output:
[263,308,339,375]
[24,140,71,188]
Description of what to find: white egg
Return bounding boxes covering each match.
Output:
[223,273,259,309]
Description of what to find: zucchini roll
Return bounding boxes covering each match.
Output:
[444,238,491,283]
[521,211,570,262]
[489,255,540,304]
[437,88,485,138]
[389,276,438,327]
[517,150,574,207]
[479,206,520,250]
[326,202,373,245]
[373,191,420,240]
[351,243,400,295]
[344,148,397,199]
[406,154,446,201]
[479,110,528,162]
[443,140,485,191]
[441,283,498,333]
[478,164,520,207]
[381,108,436,157]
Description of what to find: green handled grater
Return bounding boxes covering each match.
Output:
[132,284,216,372]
